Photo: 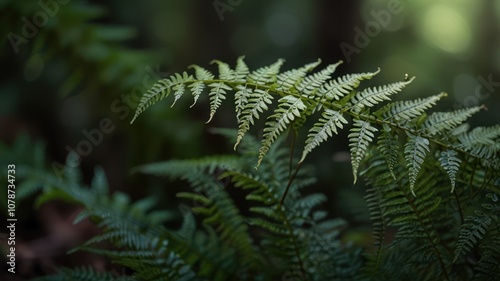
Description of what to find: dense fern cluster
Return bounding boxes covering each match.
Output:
[6,57,500,280]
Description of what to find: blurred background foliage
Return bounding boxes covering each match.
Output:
[0,0,499,278]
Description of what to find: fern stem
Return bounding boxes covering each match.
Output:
[279,161,304,208]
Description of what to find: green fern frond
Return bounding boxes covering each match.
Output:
[276,59,322,91]
[234,89,274,149]
[376,92,447,122]
[300,109,348,163]
[349,77,415,113]
[296,61,342,96]
[131,72,194,123]
[349,119,378,183]
[438,149,461,193]
[207,82,232,123]
[473,236,500,281]
[454,193,500,263]
[315,68,381,103]
[188,65,214,107]
[377,125,399,179]
[423,106,483,135]
[247,59,284,85]
[258,95,307,167]
[404,134,430,196]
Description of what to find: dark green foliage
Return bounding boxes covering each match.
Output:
[7,58,500,280]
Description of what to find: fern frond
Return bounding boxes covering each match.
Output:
[207,82,232,123]
[438,149,461,193]
[234,89,274,150]
[131,72,194,123]
[404,134,430,196]
[315,68,381,102]
[276,59,322,91]
[376,92,446,122]
[258,95,307,167]
[247,59,284,85]
[454,193,500,263]
[350,78,415,112]
[188,64,214,107]
[349,119,378,183]
[234,55,249,82]
[473,236,500,281]
[296,61,342,96]
[377,125,399,179]
[423,106,483,135]
[300,109,348,163]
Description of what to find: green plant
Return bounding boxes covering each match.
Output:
[9,57,500,280]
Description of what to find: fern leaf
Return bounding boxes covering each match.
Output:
[248,59,284,85]
[206,82,232,123]
[170,83,186,107]
[377,125,399,180]
[234,85,252,121]
[300,109,348,163]
[315,68,380,102]
[276,59,322,91]
[258,95,307,167]
[454,194,500,263]
[424,106,483,135]
[349,119,378,183]
[404,134,430,196]
[296,61,342,96]
[350,78,415,112]
[234,55,249,82]
[188,65,214,107]
[211,59,236,80]
[438,149,461,193]
[235,89,274,150]
[131,72,193,123]
[376,92,446,122]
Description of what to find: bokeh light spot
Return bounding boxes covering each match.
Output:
[420,5,471,54]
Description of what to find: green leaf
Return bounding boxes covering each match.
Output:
[438,149,461,193]
[404,134,430,196]
[349,119,378,183]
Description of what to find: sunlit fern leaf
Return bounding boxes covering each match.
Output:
[170,83,186,107]
[234,85,252,121]
[424,106,483,136]
[130,72,193,123]
[276,59,322,92]
[299,109,348,163]
[376,92,446,122]
[188,64,214,107]
[350,77,415,113]
[258,95,307,167]
[234,56,249,82]
[206,82,232,123]
[211,59,236,80]
[453,193,500,263]
[349,119,378,184]
[315,68,381,104]
[296,61,342,96]
[404,134,430,196]
[377,125,399,180]
[234,89,274,150]
[248,59,284,85]
[438,149,461,193]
